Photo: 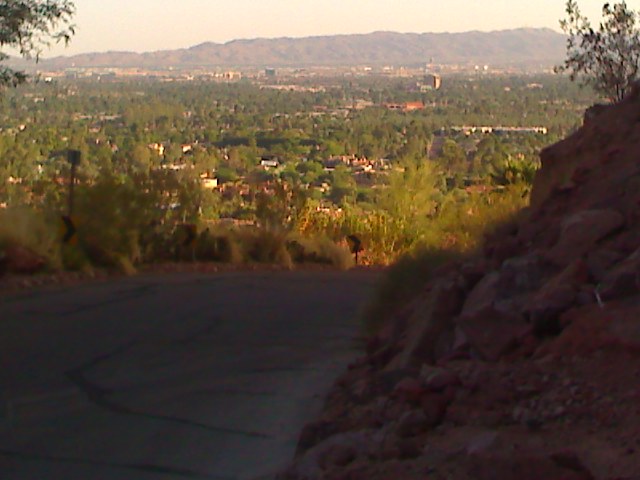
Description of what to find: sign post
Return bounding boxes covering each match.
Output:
[66,150,81,217]
[50,149,81,244]
[62,150,81,244]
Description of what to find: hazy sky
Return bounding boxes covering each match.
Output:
[41,0,640,57]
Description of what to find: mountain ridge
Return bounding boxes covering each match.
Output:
[16,28,567,70]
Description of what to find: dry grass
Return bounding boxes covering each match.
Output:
[0,207,61,270]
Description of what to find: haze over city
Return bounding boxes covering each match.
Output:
[44,0,640,57]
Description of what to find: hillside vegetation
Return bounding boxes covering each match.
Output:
[0,74,595,278]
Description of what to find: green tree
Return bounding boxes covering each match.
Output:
[0,0,75,87]
[379,162,440,232]
[255,181,307,231]
[557,1,640,102]
[440,138,467,173]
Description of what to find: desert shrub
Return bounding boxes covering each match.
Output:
[286,235,354,270]
[195,228,243,264]
[73,170,205,272]
[235,227,293,268]
[430,185,529,252]
[139,224,177,263]
[60,244,93,273]
[297,184,529,265]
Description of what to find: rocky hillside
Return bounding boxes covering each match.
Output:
[279,85,640,479]
[22,28,565,69]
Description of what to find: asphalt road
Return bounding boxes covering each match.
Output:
[0,270,380,480]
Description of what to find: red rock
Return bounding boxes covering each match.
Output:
[509,331,541,359]
[419,365,461,391]
[456,306,529,361]
[318,444,357,469]
[548,209,625,266]
[395,410,430,438]
[587,248,626,283]
[393,377,426,405]
[550,450,595,476]
[461,271,501,317]
[528,284,575,333]
[465,431,500,454]
[4,244,46,274]
[598,247,640,301]
[536,299,640,358]
[368,345,398,369]
[526,259,588,335]
[485,235,522,264]
[395,273,466,367]
[500,253,550,293]
[535,308,609,358]
[396,438,423,459]
[420,393,449,427]
[460,259,490,289]
[465,452,594,480]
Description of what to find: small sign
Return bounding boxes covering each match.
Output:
[346,234,363,265]
[61,215,77,244]
[346,235,363,254]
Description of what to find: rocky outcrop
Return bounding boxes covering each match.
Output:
[281,85,640,479]
[1,243,47,275]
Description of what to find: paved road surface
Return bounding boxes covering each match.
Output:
[0,270,380,480]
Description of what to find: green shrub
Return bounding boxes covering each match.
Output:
[68,169,207,270]
[73,174,149,269]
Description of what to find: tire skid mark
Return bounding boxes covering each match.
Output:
[57,284,157,316]
[66,341,270,439]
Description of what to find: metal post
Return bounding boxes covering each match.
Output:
[67,150,81,216]
[68,160,76,216]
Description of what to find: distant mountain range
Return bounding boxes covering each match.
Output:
[16,28,567,70]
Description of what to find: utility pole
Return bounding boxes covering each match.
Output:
[67,150,81,216]
[50,149,81,244]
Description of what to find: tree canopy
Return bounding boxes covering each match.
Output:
[557,0,640,102]
[0,0,75,87]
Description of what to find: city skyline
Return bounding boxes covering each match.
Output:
[28,0,640,57]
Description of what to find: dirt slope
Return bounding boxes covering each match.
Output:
[279,84,640,480]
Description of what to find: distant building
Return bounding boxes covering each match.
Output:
[418,73,441,92]
[265,68,277,78]
[430,74,442,90]
[201,177,219,190]
[451,125,548,135]
[148,142,165,156]
[223,71,242,81]
[260,155,280,169]
[385,102,425,112]
[404,101,425,111]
